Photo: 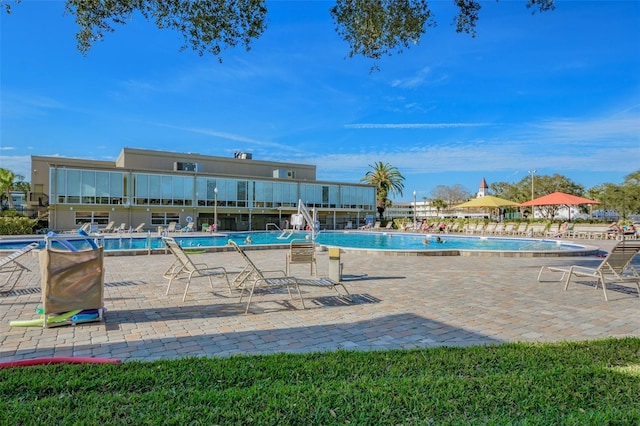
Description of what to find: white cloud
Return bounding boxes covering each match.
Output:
[390,66,445,89]
[0,155,32,180]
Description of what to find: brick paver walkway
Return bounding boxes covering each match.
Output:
[1,238,638,363]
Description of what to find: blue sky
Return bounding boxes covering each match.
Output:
[1,1,639,202]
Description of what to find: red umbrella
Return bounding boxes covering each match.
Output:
[519,192,600,207]
[519,191,600,220]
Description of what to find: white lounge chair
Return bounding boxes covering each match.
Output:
[537,241,640,301]
[228,240,349,314]
[162,237,230,301]
[180,222,195,232]
[100,221,116,233]
[132,222,146,233]
[0,242,39,291]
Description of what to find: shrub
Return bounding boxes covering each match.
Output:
[0,216,38,235]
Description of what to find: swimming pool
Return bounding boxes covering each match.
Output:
[0,231,597,257]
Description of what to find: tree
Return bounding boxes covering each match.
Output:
[360,161,405,220]
[0,168,22,210]
[431,198,447,216]
[431,184,471,212]
[589,170,640,221]
[2,0,556,65]
[491,173,585,219]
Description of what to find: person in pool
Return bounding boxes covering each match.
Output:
[436,236,445,243]
[245,235,252,244]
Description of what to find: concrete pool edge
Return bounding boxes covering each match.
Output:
[0,234,602,258]
[314,243,601,258]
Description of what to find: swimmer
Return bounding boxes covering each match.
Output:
[436,236,445,243]
[422,238,429,245]
[245,236,252,244]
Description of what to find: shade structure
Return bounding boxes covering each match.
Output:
[455,195,520,209]
[519,192,599,207]
[519,191,600,221]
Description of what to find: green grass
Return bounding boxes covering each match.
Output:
[2,338,639,425]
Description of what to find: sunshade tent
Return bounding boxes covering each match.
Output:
[454,195,520,220]
[519,191,600,220]
[455,195,520,209]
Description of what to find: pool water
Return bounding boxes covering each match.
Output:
[0,231,586,253]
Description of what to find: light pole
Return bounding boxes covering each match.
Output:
[413,190,417,228]
[528,170,536,218]
[213,186,218,232]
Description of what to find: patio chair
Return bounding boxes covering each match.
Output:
[228,240,303,313]
[132,222,146,233]
[162,237,231,301]
[0,242,39,291]
[165,222,178,233]
[64,222,91,234]
[228,240,349,314]
[180,222,195,232]
[286,239,317,277]
[537,240,640,301]
[100,221,115,233]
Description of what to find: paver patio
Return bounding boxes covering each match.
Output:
[1,238,639,363]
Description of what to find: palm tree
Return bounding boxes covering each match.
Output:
[360,162,405,220]
[431,198,447,217]
[0,168,17,210]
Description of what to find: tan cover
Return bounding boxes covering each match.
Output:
[40,247,104,314]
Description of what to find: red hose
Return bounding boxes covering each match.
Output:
[0,357,121,368]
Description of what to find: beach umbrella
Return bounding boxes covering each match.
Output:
[519,191,599,220]
[454,195,519,209]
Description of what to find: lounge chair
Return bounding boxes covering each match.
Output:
[228,240,303,313]
[0,242,39,291]
[537,240,640,301]
[65,222,91,234]
[228,240,349,314]
[526,223,548,237]
[483,222,499,235]
[286,239,317,277]
[100,221,115,233]
[165,222,178,233]
[180,222,195,232]
[162,237,231,301]
[115,223,127,233]
[132,222,146,233]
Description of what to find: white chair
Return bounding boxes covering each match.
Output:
[538,241,640,301]
[0,242,39,291]
[228,240,349,314]
[286,239,317,277]
[162,237,230,301]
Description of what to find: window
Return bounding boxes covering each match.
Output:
[151,212,181,226]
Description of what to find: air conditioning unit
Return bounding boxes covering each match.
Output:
[234,152,252,159]
[273,169,295,179]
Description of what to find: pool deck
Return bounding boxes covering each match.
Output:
[1,237,639,363]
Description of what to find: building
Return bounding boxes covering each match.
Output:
[385,201,440,221]
[28,148,376,232]
[476,177,489,198]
